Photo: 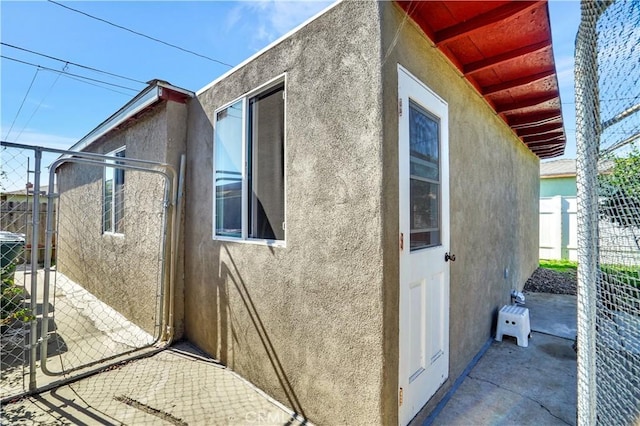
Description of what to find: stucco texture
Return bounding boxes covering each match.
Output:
[184,2,386,425]
[379,2,540,419]
[184,1,540,424]
[56,101,187,337]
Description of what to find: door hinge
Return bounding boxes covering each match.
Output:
[399,387,403,406]
[400,232,404,251]
[398,98,403,117]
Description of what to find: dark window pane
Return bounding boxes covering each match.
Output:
[410,179,440,249]
[249,84,285,240]
[114,150,125,233]
[409,102,439,181]
[104,174,113,232]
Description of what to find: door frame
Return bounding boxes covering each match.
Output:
[397,64,451,425]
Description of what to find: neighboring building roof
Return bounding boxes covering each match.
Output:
[540,159,576,178]
[540,158,613,178]
[0,189,47,197]
[67,80,194,153]
[397,0,566,159]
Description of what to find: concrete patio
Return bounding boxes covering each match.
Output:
[1,292,577,425]
[0,342,305,425]
[415,292,577,426]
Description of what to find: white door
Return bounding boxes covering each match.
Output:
[398,65,450,426]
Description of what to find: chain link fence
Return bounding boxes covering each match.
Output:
[0,145,43,399]
[575,1,640,424]
[1,142,177,401]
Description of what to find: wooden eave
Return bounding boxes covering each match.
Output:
[397,0,566,159]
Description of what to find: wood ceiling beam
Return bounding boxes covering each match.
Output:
[483,69,555,96]
[522,132,564,145]
[508,111,562,129]
[464,40,551,76]
[525,135,566,146]
[527,142,565,154]
[496,93,558,114]
[434,1,543,45]
[531,145,565,156]
[516,122,564,138]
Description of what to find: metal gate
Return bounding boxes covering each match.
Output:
[1,141,182,401]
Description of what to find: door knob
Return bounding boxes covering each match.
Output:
[445,252,456,262]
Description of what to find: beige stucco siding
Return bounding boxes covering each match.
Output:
[56,102,187,336]
[379,2,540,418]
[185,2,386,425]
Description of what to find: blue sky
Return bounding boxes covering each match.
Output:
[1,1,580,158]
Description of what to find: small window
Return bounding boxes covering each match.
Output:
[409,101,440,250]
[104,148,125,234]
[214,81,285,242]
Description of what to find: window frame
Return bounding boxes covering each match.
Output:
[408,100,442,251]
[212,74,287,247]
[103,146,126,236]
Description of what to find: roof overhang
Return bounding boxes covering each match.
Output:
[67,80,194,153]
[540,173,575,179]
[396,0,566,159]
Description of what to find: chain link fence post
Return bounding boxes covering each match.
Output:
[576,0,640,423]
[575,2,602,423]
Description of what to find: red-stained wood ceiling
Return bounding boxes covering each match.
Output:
[397,0,566,159]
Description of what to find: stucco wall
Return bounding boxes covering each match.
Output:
[184,2,386,425]
[56,101,187,336]
[379,2,540,419]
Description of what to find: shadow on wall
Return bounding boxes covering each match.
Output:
[187,98,306,420]
[215,243,307,421]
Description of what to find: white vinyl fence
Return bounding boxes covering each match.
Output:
[540,196,640,265]
[539,196,578,261]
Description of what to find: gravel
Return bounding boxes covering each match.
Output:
[523,267,577,295]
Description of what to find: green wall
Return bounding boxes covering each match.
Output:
[540,176,576,197]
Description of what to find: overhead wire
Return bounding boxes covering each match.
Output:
[1,42,146,84]
[47,0,234,68]
[1,55,140,91]
[13,63,67,142]
[60,73,134,97]
[4,68,40,140]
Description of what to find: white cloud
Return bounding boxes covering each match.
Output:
[225,5,243,31]
[235,0,333,47]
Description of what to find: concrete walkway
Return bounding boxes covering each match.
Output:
[420,293,577,426]
[2,292,576,426]
[1,342,304,426]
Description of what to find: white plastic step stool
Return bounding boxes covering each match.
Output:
[495,305,531,347]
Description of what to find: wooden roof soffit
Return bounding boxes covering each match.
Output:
[396,0,566,159]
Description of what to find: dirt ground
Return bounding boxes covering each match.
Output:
[524,267,577,295]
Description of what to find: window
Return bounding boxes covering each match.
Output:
[104,147,125,234]
[214,81,285,242]
[409,101,440,250]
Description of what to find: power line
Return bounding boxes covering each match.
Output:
[4,68,40,140]
[47,0,234,68]
[13,65,65,143]
[61,73,133,97]
[1,42,146,84]
[1,55,139,91]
